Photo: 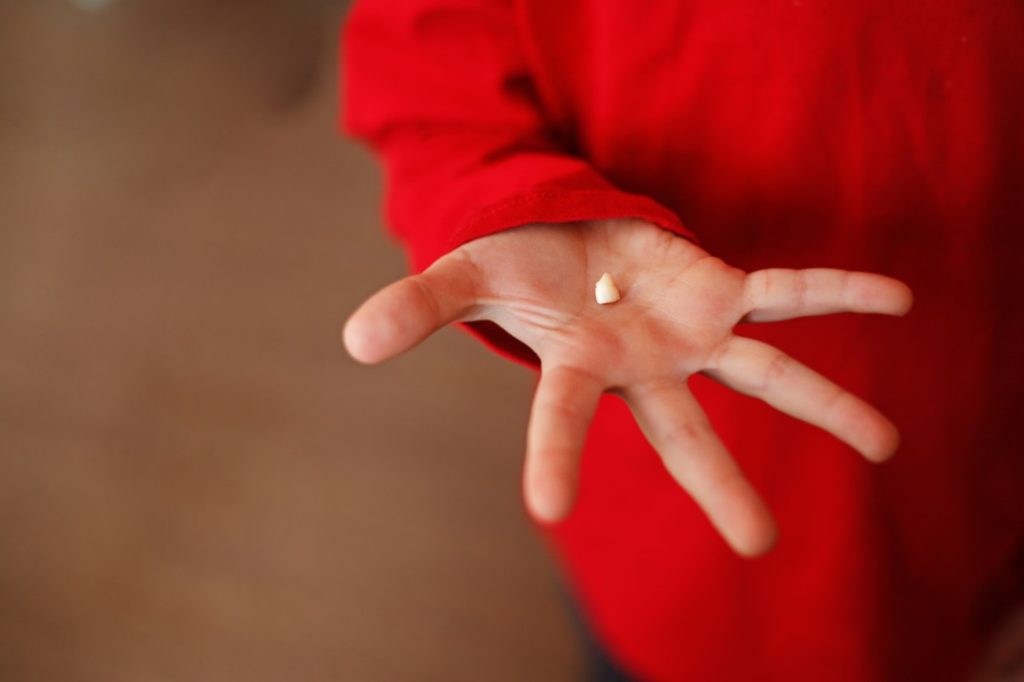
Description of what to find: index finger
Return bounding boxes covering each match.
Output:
[523,365,605,523]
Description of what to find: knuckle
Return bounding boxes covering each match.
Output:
[792,270,809,310]
[702,466,743,502]
[662,418,713,445]
[409,276,443,322]
[760,351,791,390]
[748,270,773,303]
[543,398,587,425]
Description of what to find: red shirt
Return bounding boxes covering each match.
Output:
[342,2,1024,679]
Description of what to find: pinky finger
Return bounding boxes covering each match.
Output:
[743,268,913,323]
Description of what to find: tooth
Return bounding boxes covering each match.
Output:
[595,272,621,304]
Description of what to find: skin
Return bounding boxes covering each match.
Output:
[343,219,914,557]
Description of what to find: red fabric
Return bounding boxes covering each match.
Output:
[342,1,1024,679]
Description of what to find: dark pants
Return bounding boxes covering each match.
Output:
[563,591,636,682]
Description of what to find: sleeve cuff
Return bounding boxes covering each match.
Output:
[406,177,696,272]
[405,179,696,369]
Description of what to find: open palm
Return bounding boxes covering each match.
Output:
[344,219,912,556]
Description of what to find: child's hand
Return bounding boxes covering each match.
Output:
[343,219,912,556]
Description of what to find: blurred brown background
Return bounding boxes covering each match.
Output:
[0,1,579,679]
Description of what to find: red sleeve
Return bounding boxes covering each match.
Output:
[340,0,693,363]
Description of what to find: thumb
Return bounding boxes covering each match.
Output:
[343,252,479,364]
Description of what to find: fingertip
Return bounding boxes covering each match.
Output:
[524,471,574,525]
[726,507,779,558]
[842,399,902,463]
[855,275,914,317]
[734,529,778,558]
[342,280,423,364]
[864,422,900,463]
[891,280,914,317]
[704,477,778,558]
[342,313,382,364]
[848,406,901,463]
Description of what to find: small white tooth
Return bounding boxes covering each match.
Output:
[595,272,621,304]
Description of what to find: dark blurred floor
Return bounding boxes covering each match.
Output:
[0,2,578,680]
